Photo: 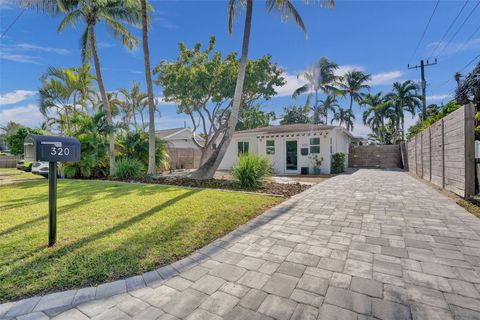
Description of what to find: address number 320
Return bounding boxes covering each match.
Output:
[50,146,71,156]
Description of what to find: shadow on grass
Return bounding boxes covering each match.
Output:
[0,188,200,300]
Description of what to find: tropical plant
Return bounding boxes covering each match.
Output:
[280,105,311,125]
[292,57,341,123]
[361,92,396,144]
[454,71,462,89]
[331,107,355,130]
[236,104,275,130]
[385,80,422,140]
[112,158,144,179]
[5,127,46,156]
[317,95,340,124]
[190,0,335,179]
[117,131,170,171]
[456,62,479,106]
[118,82,148,131]
[26,0,143,175]
[232,153,273,189]
[331,152,345,174]
[337,70,371,130]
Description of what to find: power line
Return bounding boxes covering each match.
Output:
[427,0,469,60]
[461,53,480,71]
[409,0,440,64]
[0,8,26,39]
[435,0,480,57]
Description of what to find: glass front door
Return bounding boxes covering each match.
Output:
[285,140,298,171]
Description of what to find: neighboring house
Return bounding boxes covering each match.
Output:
[351,136,368,146]
[219,124,352,174]
[156,127,204,169]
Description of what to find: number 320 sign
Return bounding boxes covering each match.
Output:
[24,135,80,162]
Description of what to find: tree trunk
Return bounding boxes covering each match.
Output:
[190,0,253,180]
[141,0,157,176]
[89,25,115,175]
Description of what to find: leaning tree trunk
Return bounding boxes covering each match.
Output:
[89,26,115,175]
[190,0,253,180]
[141,0,157,176]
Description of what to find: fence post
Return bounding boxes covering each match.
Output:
[441,119,445,188]
[465,104,475,198]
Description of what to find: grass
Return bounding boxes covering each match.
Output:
[0,168,41,180]
[457,198,480,219]
[0,179,281,301]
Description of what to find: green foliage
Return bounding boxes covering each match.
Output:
[236,104,275,130]
[280,105,311,125]
[407,100,462,140]
[112,158,144,179]
[117,131,170,170]
[331,153,346,174]
[232,153,274,189]
[5,127,46,156]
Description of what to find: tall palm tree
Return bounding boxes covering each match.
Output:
[191,0,335,179]
[27,0,142,175]
[292,57,341,123]
[385,80,422,140]
[454,71,462,89]
[361,93,395,144]
[317,95,340,124]
[119,82,148,131]
[337,70,371,130]
[139,0,157,176]
[331,107,355,130]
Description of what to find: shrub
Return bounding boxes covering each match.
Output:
[112,158,144,179]
[117,132,170,171]
[232,153,273,189]
[6,127,46,156]
[331,153,346,174]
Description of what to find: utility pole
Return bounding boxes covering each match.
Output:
[408,58,437,120]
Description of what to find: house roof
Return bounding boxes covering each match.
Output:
[155,127,186,138]
[235,124,337,135]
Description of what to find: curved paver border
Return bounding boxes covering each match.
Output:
[0,182,309,319]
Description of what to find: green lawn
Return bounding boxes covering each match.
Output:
[0,168,42,180]
[0,179,281,301]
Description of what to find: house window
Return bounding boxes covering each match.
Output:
[309,137,320,154]
[330,138,333,154]
[238,141,249,156]
[266,140,275,155]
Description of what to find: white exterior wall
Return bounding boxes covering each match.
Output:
[331,128,351,168]
[219,129,341,174]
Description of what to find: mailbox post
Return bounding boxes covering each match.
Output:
[24,135,80,246]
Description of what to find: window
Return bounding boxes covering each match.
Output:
[266,140,275,155]
[238,141,249,155]
[309,137,320,154]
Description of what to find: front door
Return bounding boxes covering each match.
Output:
[285,140,298,173]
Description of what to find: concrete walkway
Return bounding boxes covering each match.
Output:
[1,169,480,320]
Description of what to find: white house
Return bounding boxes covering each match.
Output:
[219,124,352,175]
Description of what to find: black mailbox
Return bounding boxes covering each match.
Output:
[24,134,80,162]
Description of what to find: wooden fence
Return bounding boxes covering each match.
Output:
[349,145,402,168]
[406,104,475,198]
[168,148,202,170]
[0,156,21,168]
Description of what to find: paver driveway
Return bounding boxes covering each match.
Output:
[2,169,480,320]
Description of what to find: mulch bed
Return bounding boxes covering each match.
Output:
[101,176,311,198]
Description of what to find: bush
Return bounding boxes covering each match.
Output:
[112,158,144,179]
[117,132,170,171]
[331,153,346,174]
[232,153,273,189]
[6,127,46,156]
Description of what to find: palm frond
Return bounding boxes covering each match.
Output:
[103,16,139,50]
[292,84,311,98]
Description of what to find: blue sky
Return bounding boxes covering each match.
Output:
[1,0,479,137]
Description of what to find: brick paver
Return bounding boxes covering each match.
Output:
[2,169,480,319]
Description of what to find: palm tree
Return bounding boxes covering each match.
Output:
[361,93,395,144]
[292,57,341,123]
[317,95,340,124]
[139,0,157,176]
[385,80,422,140]
[27,0,142,175]
[191,0,335,179]
[337,70,371,129]
[236,104,274,130]
[331,107,355,130]
[119,82,148,131]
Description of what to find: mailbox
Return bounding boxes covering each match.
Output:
[24,134,80,162]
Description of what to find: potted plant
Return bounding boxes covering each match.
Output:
[309,154,323,175]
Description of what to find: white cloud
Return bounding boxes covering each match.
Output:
[155,96,176,106]
[0,104,43,127]
[368,71,403,86]
[350,122,372,138]
[0,0,16,8]
[274,72,306,97]
[428,37,480,56]
[426,94,452,102]
[15,43,71,55]
[0,90,36,105]
[334,65,364,77]
[0,53,40,64]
